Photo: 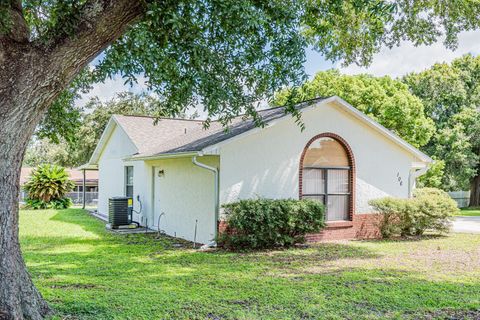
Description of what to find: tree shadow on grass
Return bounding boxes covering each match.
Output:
[219,243,381,270]
[41,265,480,320]
[359,234,449,244]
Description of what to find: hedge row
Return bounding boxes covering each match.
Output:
[218,198,325,249]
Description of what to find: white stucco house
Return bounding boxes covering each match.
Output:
[82,96,432,243]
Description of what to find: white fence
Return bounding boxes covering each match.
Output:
[448,191,470,208]
[66,192,99,206]
[20,191,98,206]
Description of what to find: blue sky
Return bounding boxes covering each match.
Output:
[77,29,480,110]
[304,49,334,78]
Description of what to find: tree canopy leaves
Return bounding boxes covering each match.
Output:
[404,54,480,191]
[1,0,478,143]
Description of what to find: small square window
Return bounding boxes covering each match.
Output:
[125,166,134,197]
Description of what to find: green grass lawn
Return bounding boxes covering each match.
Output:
[21,209,480,320]
[458,207,480,216]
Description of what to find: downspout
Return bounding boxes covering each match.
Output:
[408,162,430,197]
[192,154,219,246]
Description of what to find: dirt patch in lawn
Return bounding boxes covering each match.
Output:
[50,283,99,290]
[408,308,480,319]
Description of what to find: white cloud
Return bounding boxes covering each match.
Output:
[340,30,480,78]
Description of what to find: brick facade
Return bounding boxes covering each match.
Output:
[305,213,382,241]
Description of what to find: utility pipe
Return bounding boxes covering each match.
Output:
[408,163,430,197]
[192,155,219,246]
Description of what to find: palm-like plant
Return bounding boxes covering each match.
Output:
[24,164,75,203]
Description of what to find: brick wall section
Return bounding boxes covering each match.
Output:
[305,213,382,241]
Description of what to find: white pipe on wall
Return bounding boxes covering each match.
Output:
[408,163,430,197]
[192,154,219,246]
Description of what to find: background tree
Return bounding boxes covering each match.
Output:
[274,69,435,148]
[417,159,445,189]
[403,54,480,205]
[24,138,73,168]
[1,0,480,318]
[24,92,194,167]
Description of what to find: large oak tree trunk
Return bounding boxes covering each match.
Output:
[0,1,145,318]
[0,114,50,320]
[469,174,480,207]
[0,51,54,319]
[0,41,54,320]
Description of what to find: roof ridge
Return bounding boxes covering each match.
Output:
[253,96,330,113]
[113,114,205,122]
[112,96,329,123]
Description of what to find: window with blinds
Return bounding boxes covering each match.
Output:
[302,137,351,221]
[125,166,134,198]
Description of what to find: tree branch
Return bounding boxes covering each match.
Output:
[44,0,147,100]
[0,0,29,43]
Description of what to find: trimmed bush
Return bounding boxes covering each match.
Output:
[369,188,458,238]
[367,197,407,238]
[218,198,325,249]
[410,188,459,235]
[23,164,75,210]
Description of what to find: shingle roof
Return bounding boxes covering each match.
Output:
[115,98,325,159]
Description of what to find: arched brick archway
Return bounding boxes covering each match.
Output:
[299,132,356,221]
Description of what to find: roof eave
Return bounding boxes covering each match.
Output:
[76,163,99,170]
[124,151,200,162]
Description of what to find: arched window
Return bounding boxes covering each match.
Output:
[300,134,354,221]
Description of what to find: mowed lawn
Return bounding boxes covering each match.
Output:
[20,209,480,320]
[458,207,480,216]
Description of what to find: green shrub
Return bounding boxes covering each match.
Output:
[25,197,73,210]
[410,188,459,235]
[24,164,75,210]
[218,198,325,250]
[368,197,408,238]
[369,188,458,238]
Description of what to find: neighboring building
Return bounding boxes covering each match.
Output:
[83,96,432,244]
[20,167,99,205]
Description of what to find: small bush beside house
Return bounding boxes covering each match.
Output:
[23,164,75,210]
[369,188,458,238]
[218,198,325,249]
